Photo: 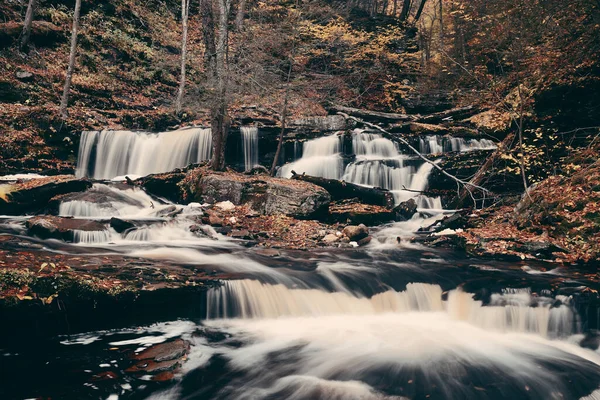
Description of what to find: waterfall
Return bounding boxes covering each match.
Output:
[207,279,578,338]
[76,127,212,179]
[419,135,497,154]
[72,229,111,244]
[241,127,259,171]
[278,135,344,179]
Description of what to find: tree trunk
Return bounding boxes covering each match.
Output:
[210,0,232,171]
[414,0,427,21]
[399,0,412,21]
[59,0,82,120]
[19,0,36,52]
[175,0,190,114]
[200,0,217,79]
[235,0,247,31]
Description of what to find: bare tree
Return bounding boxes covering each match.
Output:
[399,0,412,21]
[60,0,82,119]
[20,0,37,52]
[235,0,247,31]
[210,0,234,171]
[175,0,191,115]
[200,0,217,78]
[414,0,427,21]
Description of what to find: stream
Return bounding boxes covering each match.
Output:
[1,128,600,399]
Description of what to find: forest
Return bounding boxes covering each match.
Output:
[1,1,600,399]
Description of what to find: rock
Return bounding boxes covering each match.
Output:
[255,248,280,257]
[343,224,369,241]
[439,212,468,230]
[137,171,186,203]
[156,205,182,218]
[393,199,418,221]
[15,71,34,82]
[207,212,223,227]
[26,216,106,241]
[230,229,252,239]
[110,217,135,233]
[322,233,339,244]
[131,339,189,362]
[513,241,567,258]
[190,170,331,218]
[329,202,395,225]
[215,200,236,211]
[0,175,92,215]
[215,226,232,235]
[357,236,372,246]
[290,115,349,131]
[323,234,340,244]
[49,183,146,215]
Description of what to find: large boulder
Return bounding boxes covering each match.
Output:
[393,198,418,221]
[343,224,369,241]
[137,171,187,203]
[0,176,92,215]
[186,170,331,218]
[26,216,106,241]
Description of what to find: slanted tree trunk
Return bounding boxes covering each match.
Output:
[19,0,36,52]
[210,0,232,171]
[59,0,82,119]
[399,0,412,21]
[175,0,191,114]
[200,0,217,79]
[414,0,427,21]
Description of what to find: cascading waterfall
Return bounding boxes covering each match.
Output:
[72,229,111,244]
[419,135,497,154]
[76,127,212,179]
[241,126,259,171]
[278,134,344,179]
[206,280,577,338]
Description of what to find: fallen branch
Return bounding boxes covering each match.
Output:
[337,112,491,206]
[291,170,395,208]
[415,105,481,124]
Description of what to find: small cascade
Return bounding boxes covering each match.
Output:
[58,184,157,218]
[241,126,259,171]
[278,134,344,179]
[419,135,497,154]
[72,229,111,244]
[76,127,212,179]
[207,280,579,338]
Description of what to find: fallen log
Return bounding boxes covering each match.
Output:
[290,171,395,208]
[416,106,481,124]
[329,105,417,123]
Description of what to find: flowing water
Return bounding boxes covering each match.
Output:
[1,129,599,400]
[241,127,259,171]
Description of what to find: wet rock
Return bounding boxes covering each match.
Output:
[132,339,189,362]
[137,171,186,203]
[393,199,418,221]
[512,241,568,258]
[215,226,232,235]
[110,217,135,233]
[255,248,280,257]
[439,212,468,230]
[156,205,182,218]
[26,216,106,241]
[0,175,92,215]
[357,236,372,246]
[343,224,369,241]
[126,358,180,374]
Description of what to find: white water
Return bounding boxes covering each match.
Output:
[419,135,497,154]
[72,229,111,244]
[278,134,344,179]
[241,126,259,171]
[76,127,212,179]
